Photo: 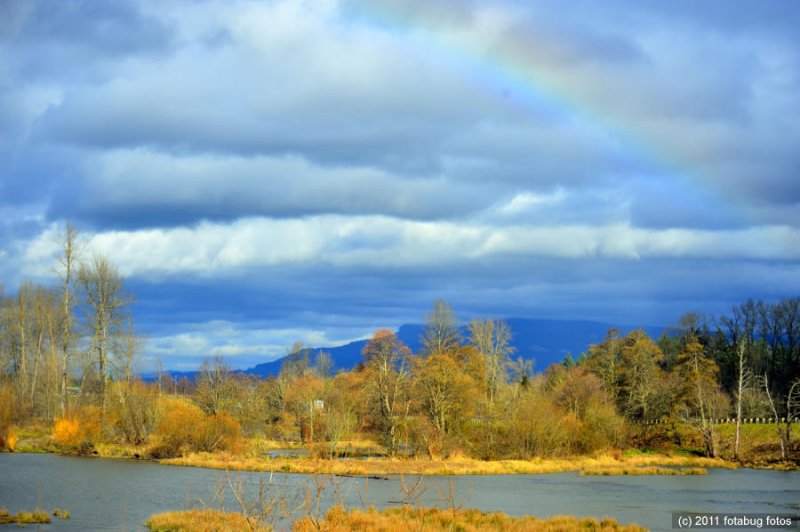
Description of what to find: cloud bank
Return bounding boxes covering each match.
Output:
[1,0,798,369]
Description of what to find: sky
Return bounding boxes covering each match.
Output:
[1,0,799,370]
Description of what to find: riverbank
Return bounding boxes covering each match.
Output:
[159,450,735,476]
[7,421,797,475]
[146,507,649,531]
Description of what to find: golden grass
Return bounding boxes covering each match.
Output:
[292,506,648,531]
[335,438,382,450]
[0,507,52,525]
[160,450,734,476]
[146,507,647,532]
[146,509,270,531]
[579,466,707,476]
[7,422,57,453]
[250,438,303,451]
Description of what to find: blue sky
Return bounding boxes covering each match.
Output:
[1,0,798,370]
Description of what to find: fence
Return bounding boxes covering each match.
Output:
[632,417,800,426]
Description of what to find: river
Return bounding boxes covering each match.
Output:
[1,453,798,531]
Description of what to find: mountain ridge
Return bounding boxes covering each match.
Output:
[241,317,665,378]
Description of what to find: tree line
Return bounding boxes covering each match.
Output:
[0,224,140,421]
[1,224,798,461]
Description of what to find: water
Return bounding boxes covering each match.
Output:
[1,453,798,531]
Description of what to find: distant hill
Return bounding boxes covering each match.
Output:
[242,318,664,378]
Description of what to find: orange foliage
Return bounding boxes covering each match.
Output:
[0,384,17,450]
[52,406,104,452]
[53,417,81,447]
[152,396,242,457]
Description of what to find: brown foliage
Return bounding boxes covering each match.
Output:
[151,396,242,457]
[106,380,158,444]
[146,509,267,531]
[292,506,647,531]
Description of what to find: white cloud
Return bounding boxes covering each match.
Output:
[144,320,369,370]
[60,217,800,279]
[495,189,567,215]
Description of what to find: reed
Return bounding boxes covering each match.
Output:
[146,509,270,531]
[0,507,51,525]
[579,466,708,476]
[160,451,734,476]
[294,506,648,531]
[146,507,648,531]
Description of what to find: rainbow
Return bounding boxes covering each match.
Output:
[339,3,739,224]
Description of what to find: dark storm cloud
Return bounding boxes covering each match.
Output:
[15,0,796,230]
[42,153,498,229]
[128,253,800,369]
[2,0,799,369]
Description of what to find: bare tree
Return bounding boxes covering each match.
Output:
[313,350,333,378]
[115,318,144,385]
[761,374,800,461]
[56,222,81,415]
[362,329,410,455]
[421,300,460,357]
[281,341,312,380]
[734,341,752,460]
[469,318,514,407]
[78,253,130,410]
[196,356,237,415]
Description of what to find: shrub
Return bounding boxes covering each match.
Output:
[151,397,242,457]
[579,400,627,453]
[52,406,103,453]
[107,381,158,445]
[53,418,81,447]
[0,384,17,450]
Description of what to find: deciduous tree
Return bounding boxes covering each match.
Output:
[78,253,131,410]
[420,300,460,357]
[469,318,514,407]
[362,329,410,455]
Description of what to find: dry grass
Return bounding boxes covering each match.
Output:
[0,507,51,525]
[292,506,648,531]
[579,466,707,476]
[146,507,647,531]
[6,422,56,453]
[257,439,303,451]
[633,422,798,469]
[146,509,270,531]
[335,438,382,450]
[715,423,799,466]
[160,450,734,476]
